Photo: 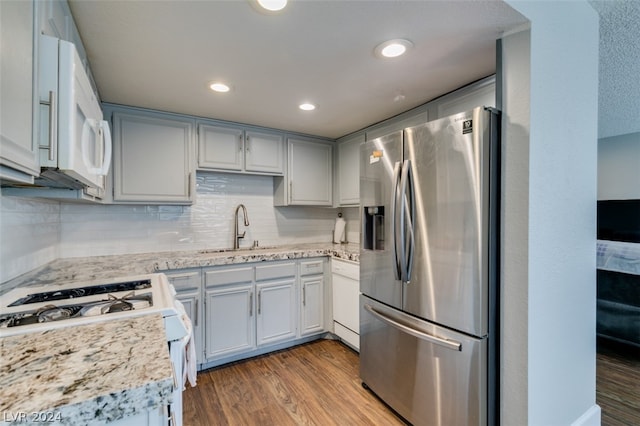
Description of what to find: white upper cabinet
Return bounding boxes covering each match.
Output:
[110,107,195,204]
[0,0,40,183]
[335,133,364,206]
[275,137,333,206]
[244,130,284,174]
[197,122,284,176]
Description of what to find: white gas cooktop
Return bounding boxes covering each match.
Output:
[0,273,177,338]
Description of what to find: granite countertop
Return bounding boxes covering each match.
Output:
[0,314,173,426]
[2,242,359,292]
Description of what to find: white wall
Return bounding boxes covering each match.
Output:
[502,1,600,425]
[598,131,640,200]
[0,172,341,283]
[499,25,530,426]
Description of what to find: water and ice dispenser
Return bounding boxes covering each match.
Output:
[363,206,385,250]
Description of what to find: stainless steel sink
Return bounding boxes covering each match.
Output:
[197,245,277,254]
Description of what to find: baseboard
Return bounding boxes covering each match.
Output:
[571,405,601,426]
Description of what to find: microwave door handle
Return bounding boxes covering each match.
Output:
[81,118,96,172]
[98,120,112,176]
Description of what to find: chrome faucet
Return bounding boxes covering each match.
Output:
[233,204,250,250]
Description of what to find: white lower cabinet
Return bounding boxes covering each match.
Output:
[331,258,360,350]
[165,258,328,368]
[299,259,326,337]
[204,266,255,360]
[206,282,256,359]
[163,269,204,365]
[256,279,297,346]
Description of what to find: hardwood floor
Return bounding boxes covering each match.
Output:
[183,339,406,426]
[183,338,640,425]
[597,339,640,426]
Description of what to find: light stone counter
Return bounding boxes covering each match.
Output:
[1,243,359,293]
[0,314,173,426]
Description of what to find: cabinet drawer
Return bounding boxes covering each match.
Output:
[300,260,324,276]
[331,259,359,280]
[164,270,201,291]
[205,266,253,287]
[255,262,296,281]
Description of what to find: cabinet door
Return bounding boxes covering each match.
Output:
[300,275,324,336]
[205,284,255,359]
[0,0,39,182]
[197,123,243,171]
[244,130,284,175]
[175,289,203,365]
[337,134,363,206]
[256,279,297,346]
[165,270,203,365]
[112,110,194,204]
[288,138,333,206]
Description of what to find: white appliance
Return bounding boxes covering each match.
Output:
[0,273,192,426]
[37,34,111,195]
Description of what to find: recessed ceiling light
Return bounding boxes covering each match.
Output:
[209,82,230,93]
[374,39,414,59]
[256,0,287,12]
[299,103,316,111]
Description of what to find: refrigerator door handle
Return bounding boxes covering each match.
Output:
[364,304,462,351]
[391,161,402,281]
[400,159,416,283]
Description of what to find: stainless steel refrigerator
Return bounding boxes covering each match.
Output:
[359,106,500,426]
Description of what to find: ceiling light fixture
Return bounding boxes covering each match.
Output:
[209,82,230,93]
[299,103,316,111]
[256,0,287,12]
[374,39,414,59]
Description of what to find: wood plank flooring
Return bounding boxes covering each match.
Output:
[597,339,640,426]
[184,338,640,425]
[183,339,405,426]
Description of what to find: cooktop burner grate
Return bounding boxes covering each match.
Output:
[7,279,152,307]
[0,292,153,328]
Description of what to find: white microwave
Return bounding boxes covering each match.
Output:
[38,35,111,193]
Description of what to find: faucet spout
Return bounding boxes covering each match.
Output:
[233,204,250,250]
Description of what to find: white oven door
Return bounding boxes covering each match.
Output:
[57,38,111,189]
[168,300,194,426]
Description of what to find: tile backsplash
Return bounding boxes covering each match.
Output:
[0,196,60,283]
[1,172,360,283]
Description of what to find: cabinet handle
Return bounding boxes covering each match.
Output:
[258,290,262,315]
[246,135,250,152]
[249,292,253,316]
[45,90,57,161]
[303,283,306,306]
[289,181,293,203]
[239,135,243,152]
[194,299,198,327]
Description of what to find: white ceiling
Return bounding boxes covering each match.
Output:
[68,1,637,140]
[68,0,527,139]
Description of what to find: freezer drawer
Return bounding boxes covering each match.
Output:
[360,295,488,426]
